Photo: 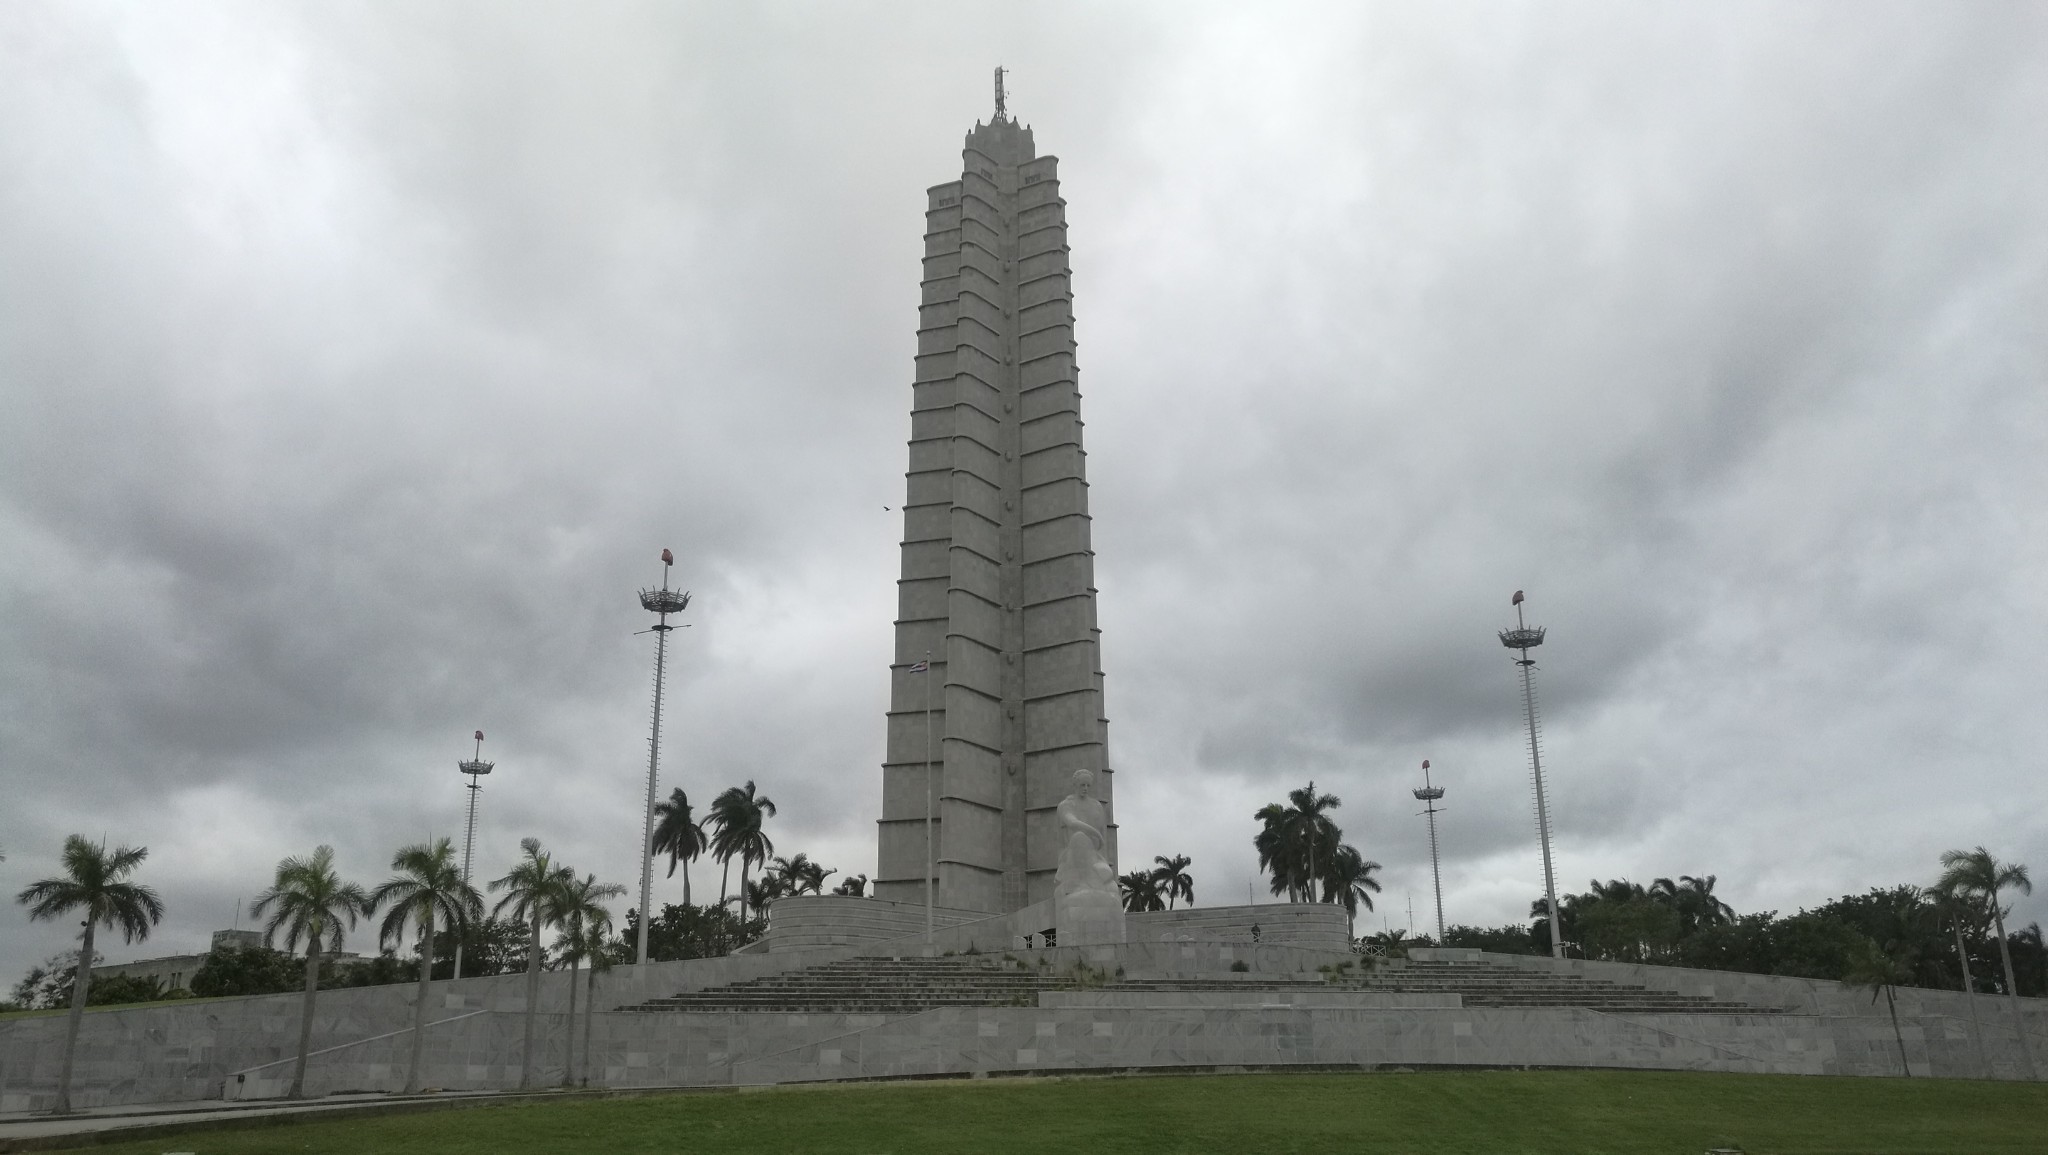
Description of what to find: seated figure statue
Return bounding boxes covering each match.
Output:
[1054,768,1127,947]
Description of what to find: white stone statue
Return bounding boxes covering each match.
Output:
[1054,769,1126,947]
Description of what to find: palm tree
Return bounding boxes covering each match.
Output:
[795,854,836,895]
[1843,935,1919,1077]
[1322,844,1383,938]
[250,846,369,1099]
[1589,878,1648,904]
[1118,870,1165,913]
[490,837,574,1090]
[649,788,707,906]
[568,919,620,1087]
[370,838,480,1095]
[1933,880,1992,1078]
[1649,874,1735,936]
[741,876,782,918]
[1938,848,2032,998]
[1245,802,1294,901]
[1530,892,1587,955]
[1938,846,2037,1079]
[15,836,165,1114]
[1151,855,1194,910]
[550,873,625,1089]
[708,782,777,920]
[1253,782,1341,903]
[769,853,834,896]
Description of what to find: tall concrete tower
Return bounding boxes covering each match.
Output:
[875,99,1112,915]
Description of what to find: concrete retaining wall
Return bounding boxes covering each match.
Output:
[1129,903,1349,948]
[761,896,990,952]
[5,947,2043,1110]
[0,945,858,1112]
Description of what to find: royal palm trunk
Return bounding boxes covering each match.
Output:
[1954,918,1990,1078]
[405,908,433,1093]
[1883,985,1911,1076]
[520,909,541,1088]
[582,966,598,1087]
[289,938,321,1098]
[1990,903,2040,1079]
[53,921,95,1114]
[564,958,580,1088]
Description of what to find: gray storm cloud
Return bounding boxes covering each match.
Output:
[2,2,2044,977]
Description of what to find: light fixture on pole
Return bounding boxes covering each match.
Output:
[1499,589,1563,959]
[635,548,691,965]
[453,730,493,981]
[1412,758,1446,942]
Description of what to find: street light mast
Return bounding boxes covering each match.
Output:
[636,548,691,965]
[1499,590,1563,959]
[454,730,494,980]
[1411,759,1446,942]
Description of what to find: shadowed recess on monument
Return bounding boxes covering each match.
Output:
[875,92,1114,917]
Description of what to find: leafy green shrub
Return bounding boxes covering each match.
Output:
[191,945,301,997]
[10,956,176,1007]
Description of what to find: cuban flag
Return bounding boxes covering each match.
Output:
[908,660,930,673]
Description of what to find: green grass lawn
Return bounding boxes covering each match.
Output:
[86,1069,2046,1155]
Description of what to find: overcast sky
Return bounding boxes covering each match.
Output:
[4,2,2045,980]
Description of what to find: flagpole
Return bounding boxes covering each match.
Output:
[923,648,935,943]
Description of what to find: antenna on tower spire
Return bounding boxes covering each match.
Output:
[994,66,1008,120]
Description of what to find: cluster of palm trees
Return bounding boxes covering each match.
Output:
[1253,782,1383,935]
[12,832,629,1113]
[1842,846,2037,1079]
[1531,874,1737,956]
[1118,854,1195,913]
[650,781,833,918]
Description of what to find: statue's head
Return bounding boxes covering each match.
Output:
[1070,768,1095,797]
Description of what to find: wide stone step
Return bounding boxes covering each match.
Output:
[620,955,1783,1017]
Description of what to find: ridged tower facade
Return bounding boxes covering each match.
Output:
[874,111,1112,915]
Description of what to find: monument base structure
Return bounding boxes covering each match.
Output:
[6,934,2045,1110]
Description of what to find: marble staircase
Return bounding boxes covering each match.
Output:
[622,955,1327,1015]
[620,952,1782,1017]
[1339,958,1783,1014]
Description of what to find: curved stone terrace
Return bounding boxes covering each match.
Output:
[621,952,1782,1017]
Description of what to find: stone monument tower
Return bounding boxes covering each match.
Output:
[875,91,1113,916]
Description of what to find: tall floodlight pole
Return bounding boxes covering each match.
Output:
[636,548,691,965]
[1412,759,1446,942]
[453,730,494,980]
[1499,590,1562,958]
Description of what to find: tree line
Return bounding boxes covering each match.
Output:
[648,782,861,914]
[4,778,847,1114]
[1434,847,2043,999]
[1117,854,1195,913]
[1117,781,1393,933]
